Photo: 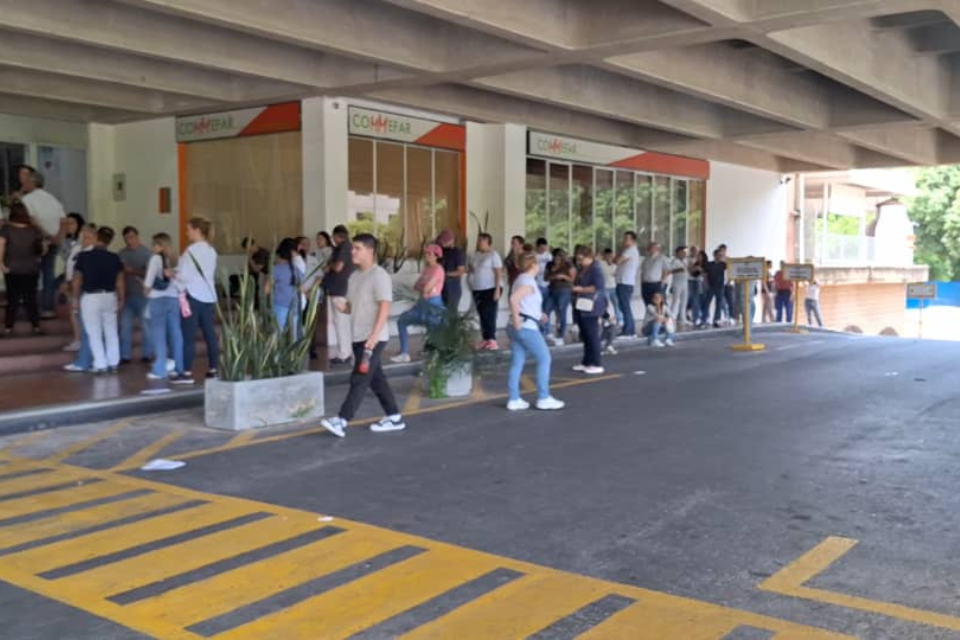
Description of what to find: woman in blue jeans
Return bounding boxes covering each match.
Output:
[543,249,575,346]
[506,252,564,412]
[270,238,303,333]
[144,233,185,381]
[391,244,445,364]
[175,217,218,382]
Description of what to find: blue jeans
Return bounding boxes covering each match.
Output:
[182,295,218,372]
[688,280,702,326]
[702,287,725,324]
[643,321,674,344]
[72,311,93,370]
[149,297,184,378]
[40,246,58,313]
[543,289,571,338]
[616,284,635,335]
[273,302,300,334]
[775,291,793,323]
[397,296,444,355]
[605,288,622,324]
[507,325,552,402]
[121,296,154,360]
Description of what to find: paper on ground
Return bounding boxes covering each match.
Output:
[141,459,186,471]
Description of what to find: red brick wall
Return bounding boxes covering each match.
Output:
[817,283,906,336]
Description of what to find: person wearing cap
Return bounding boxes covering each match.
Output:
[437,229,465,311]
[391,243,445,364]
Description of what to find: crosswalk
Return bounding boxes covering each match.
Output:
[0,457,853,639]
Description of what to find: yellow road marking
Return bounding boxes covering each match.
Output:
[130,529,401,628]
[61,514,323,598]
[0,467,88,497]
[173,374,623,462]
[579,597,738,639]
[1,500,252,574]
[225,430,257,449]
[402,383,422,414]
[0,459,854,640]
[402,572,612,639]
[219,546,497,640]
[521,374,536,392]
[111,428,185,471]
[760,536,960,632]
[470,382,487,401]
[0,481,135,521]
[0,492,187,550]
[43,420,131,464]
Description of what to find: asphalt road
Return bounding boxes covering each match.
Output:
[3,331,960,639]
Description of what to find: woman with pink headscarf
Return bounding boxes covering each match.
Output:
[391,244,445,364]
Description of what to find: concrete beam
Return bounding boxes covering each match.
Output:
[119,0,542,72]
[0,0,401,89]
[907,22,960,55]
[835,125,943,165]
[474,65,793,139]
[738,131,906,169]
[0,28,304,103]
[0,93,130,122]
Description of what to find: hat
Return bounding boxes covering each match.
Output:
[436,230,455,246]
[424,243,443,259]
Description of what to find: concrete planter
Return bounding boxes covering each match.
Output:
[204,371,325,431]
[424,365,472,398]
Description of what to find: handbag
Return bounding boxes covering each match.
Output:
[575,296,595,313]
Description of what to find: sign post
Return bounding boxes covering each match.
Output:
[727,257,767,352]
[784,263,815,334]
[906,282,936,339]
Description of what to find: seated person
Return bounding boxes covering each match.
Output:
[642,291,676,348]
[391,244,445,363]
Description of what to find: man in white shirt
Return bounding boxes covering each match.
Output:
[614,231,640,337]
[639,242,668,306]
[666,246,689,329]
[19,166,65,318]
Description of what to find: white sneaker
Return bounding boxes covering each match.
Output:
[166,358,176,373]
[62,341,81,353]
[536,397,565,411]
[146,372,165,381]
[63,363,87,373]
[321,417,347,438]
[650,340,665,349]
[506,398,530,411]
[571,364,587,372]
[549,336,564,346]
[390,353,411,364]
[605,346,618,355]
[584,366,605,375]
[665,339,676,347]
[371,415,406,433]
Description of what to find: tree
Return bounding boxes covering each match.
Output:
[907,165,960,281]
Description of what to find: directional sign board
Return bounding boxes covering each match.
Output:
[784,263,815,282]
[728,257,766,282]
[907,283,936,299]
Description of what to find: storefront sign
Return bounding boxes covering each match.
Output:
[728,257,766,281]
[907,282,936,299]
[783,263,815,282]
[348,107,465,150]
[527,131,709,179]
[176,103,300,143]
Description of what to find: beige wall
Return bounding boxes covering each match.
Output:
[818,283,906,336]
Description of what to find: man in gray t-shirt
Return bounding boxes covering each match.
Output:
[639,242,668,305]
[322,234,403,438]
[118,226,155,362]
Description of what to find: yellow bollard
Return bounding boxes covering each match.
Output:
[789,281,808,334]
[730,280,766,352]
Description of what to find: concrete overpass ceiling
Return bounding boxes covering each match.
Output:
[3,0,959,170]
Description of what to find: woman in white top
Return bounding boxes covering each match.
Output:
[506,251,564,412]
[468,233,503,350]
[145,232,186,382]
[176,216,218,381]
[642,290,676,348]
[804,278,823,328]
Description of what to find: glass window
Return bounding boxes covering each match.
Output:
[372,141,404,253]
[548,162,571,251]
[595,169,614,254]
[348,137,375,234]
[406,146,433,250]
[614,171,635,252]
[525,158,547,243]
[434,150,461,243]
[635,175,652,249]
[653,176,671,251]
[571,164,594,252]
[688,179,705,250]
[672,179,688,252]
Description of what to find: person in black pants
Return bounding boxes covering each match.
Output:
[468,233,503,350]
[0,202,44,335]
[321,234,404,438]
[437,229,465,311]
[572,247,605,375]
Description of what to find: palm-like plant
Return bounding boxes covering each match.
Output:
[423,307,477,399]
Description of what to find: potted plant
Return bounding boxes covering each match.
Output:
[203,265,326,431]
[422,307,477,398]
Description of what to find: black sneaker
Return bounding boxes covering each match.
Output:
[207,369,218,379]
[140,357,151,364]
[107,367,119,374]
[120,358,131,366]
[170,374,195,386]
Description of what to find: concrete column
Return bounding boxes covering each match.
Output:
[302,96,348,235]
[86,123,117,229]
[465,122,526,254]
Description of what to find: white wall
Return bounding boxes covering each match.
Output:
[465,122,526,254]
[706,161,787,264]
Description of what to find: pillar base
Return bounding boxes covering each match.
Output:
[729,343,766,352]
